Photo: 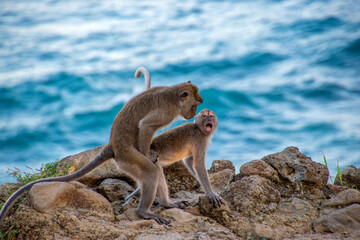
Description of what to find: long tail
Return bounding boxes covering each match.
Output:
[134,67,151,90]
[0,144,113,226]
[122,186,140,207]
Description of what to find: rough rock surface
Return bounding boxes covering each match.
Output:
[262,146,328,187]
[29,181,114,216]
[2,146,360,240]
[334,165,360,189]
[57,145,131,185]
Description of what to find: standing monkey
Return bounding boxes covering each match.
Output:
[0,67,203,226]
[125,108,223,209]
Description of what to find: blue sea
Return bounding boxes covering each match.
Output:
[0,0,359,184]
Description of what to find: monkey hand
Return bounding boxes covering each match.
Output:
[148,149,159,163]
[207,192,223,208]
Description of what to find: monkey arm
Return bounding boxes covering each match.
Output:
[193,149,223,208]
[183,156,197,177]
[138,110,174,157]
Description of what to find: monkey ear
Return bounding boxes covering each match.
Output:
[179,91,189,101]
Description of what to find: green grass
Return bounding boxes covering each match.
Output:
[322,152,344,186]
[6,160,72,186]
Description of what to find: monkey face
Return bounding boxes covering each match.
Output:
[195,109,218,135]
[179,83,203,120]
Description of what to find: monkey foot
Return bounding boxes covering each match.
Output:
[208,193,223,208]
[162,200,190,209]
[136,209,170,225]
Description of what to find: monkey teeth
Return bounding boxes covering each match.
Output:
[205,124,212,132]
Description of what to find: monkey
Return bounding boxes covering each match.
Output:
[0,67,203,226]
[124,108,222,209]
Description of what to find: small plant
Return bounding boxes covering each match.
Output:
[6,160,75,186]
[336,159,343,186]
[0,230,19,240]
[322,151,344,186]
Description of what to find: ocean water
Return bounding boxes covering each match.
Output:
[0,0,359,184]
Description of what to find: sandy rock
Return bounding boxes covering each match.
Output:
[209,168,234,195]
[29,181,114,216]
[160,208,197,223]
[262,146,328,188]
[163,161,199,195]
[57,145,131,185]
[222,175,280,213]
[322,189,360,208]
[239,159,280,182]
[208,160,236,174]
[313,204,360,234]
[198,195,233,226]
[334,165,360,189]
[96,178,134,202]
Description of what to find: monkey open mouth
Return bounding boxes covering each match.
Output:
[205,123,213,134]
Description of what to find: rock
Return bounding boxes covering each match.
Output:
[0,182,21,199]
[262,147,329,188]
[325,183,348,195]
[96,178,134,202]
[208,160,236,174]
[160,208,197,223]
[222,175,280,213]
[29,181,114,216]
[198,195,233,226]
[209,169,234,195]
[322,189,360,208]
[239,159,280,182]
[313,204,360,234]
[163,161,199,195]
[334,165,360,189]
[57,145,131,185]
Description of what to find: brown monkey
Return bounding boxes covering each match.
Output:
[125,108,222,209]
[0,68,203,226]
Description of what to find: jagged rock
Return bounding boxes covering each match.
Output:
[198,195,233,226]
[313,204,360,234]
[222,175,280,213]
[57,145,131,185]
[208,160,236,174]
[209,169,234,195]
[322,189,360,208]
[334,165,360,189]
[262,146,328,188]
[96,178,134,202]
[163,161,199,195]
[29,181,114,216]
[3,147,360,240]
[239,159,280,182]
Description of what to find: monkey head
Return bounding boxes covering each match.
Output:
[179,82,203,120]
[195,109,218,135]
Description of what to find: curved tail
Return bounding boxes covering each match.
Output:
[135,67,151,90]
[0,145,113,226]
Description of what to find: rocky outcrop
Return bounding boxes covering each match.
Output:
[334,165,360,189]
[1,146,360,240]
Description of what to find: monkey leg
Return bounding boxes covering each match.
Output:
[156,164,189,209]
[115,148,170,225]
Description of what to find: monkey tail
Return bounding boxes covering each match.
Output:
[0,145,113,227]
[134,66,151,91]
